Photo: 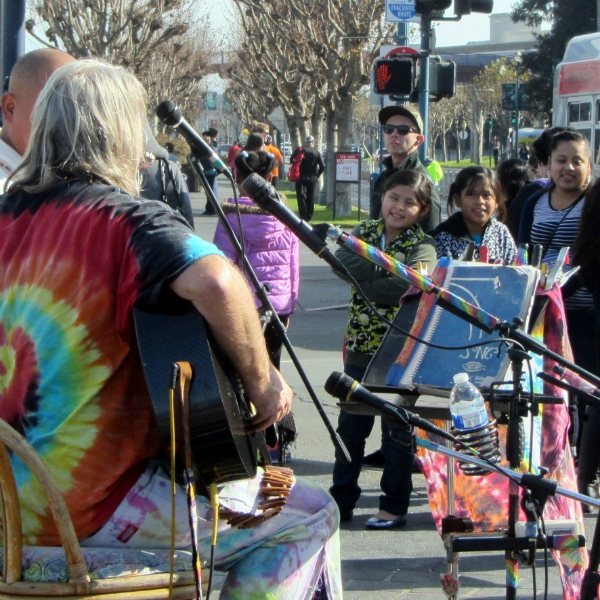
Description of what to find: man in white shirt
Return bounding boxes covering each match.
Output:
[0,49,75,188]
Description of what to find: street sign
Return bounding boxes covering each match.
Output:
[382,45,420,58]
[458,130,468,140]
[385,0,419,22]
[335,153,361,183]
[501,83,532,111]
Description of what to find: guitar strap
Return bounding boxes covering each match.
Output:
[175,361,204,600]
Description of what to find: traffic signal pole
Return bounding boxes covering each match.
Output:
[418,14,432,163]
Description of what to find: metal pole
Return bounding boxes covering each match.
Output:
[418,15,431,164]
[515,63,520,159]
[1,0,26,91]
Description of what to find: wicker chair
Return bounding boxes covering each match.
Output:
[0,417,207,599]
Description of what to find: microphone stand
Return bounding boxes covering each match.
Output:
[186,155,351,464]
[323,224,598,598]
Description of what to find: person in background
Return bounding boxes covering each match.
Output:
[0,58,341,599]
[506,126,573,238]
[200,130,218,216]
[573,178,600,510]
[244,132,267,153]
[493,145,499,167]
[207,127,220,202]
[290,136,325,221]
[433,165,516,264]
[266,135,284,189]
[207,126,219,148]
[213,150,300,466]
[227,139,241,175]
[519,144,529,161]
[370,105,441,233]
[424,148,444,192]
[496,158,530,231]
[141,121,193,227]
[519,130,595,470]
[251,122,270,142]
[213,150,299,372]
[330,169,436,530]
[164,141,178,163]
[0,48,75,188]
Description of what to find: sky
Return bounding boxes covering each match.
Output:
[200,0,550,48]
[434,0,522,47]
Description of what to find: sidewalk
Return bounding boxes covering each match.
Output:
[188,182,586,599]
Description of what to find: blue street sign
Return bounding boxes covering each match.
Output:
[386,0,417,21]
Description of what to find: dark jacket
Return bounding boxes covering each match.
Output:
[506,179,547,240]
[517,183,556,246]
[291,145,325,179]
[139,157,194,227]
[432,211,517,264]
[370,151,441,233]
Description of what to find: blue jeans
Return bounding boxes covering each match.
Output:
[329,363,414,517]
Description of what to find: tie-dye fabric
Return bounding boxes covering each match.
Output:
[81,460,343,600]
[414,285,587,599]
[0,179,223,545]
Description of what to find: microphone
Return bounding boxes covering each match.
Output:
[241,173,349,274]
[156,100,229,174]
[324,371,455,442]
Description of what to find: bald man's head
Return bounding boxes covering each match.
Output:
[1,49,75,155]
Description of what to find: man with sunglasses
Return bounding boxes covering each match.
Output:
[370,106,441,233]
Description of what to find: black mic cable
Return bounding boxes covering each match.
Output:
[325,371,508,478]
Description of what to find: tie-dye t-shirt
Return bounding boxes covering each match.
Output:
[0,179,223,545]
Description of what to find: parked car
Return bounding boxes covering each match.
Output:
[217,144,232,159]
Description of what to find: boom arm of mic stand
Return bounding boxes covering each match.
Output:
[415,436,600,509]
[187,158,351,464]
[498,321,600,389]
[325,226,500,334]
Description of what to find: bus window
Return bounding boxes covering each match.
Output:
[595,129,600,164]
[569,101,592,122]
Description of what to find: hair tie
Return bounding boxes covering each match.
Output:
[241,151,248,158]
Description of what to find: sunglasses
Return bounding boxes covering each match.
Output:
[383,124,418,135]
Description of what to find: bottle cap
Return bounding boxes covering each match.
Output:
[453,372,469,385]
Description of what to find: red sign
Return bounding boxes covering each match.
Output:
[384,46,419,58]
[558,60,600,96]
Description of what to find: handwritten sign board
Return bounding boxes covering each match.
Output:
[363,261,540,392]
[335,152,361,183]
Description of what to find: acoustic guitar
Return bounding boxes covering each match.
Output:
[134,298,266,485]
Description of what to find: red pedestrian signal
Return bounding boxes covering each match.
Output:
[374,60,413,96]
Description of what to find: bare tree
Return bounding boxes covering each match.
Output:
[228,0,394,215]
[27,0,214,122]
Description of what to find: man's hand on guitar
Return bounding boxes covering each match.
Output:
[246,364,293,432]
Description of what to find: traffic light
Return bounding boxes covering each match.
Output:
[415,0,452,15]
[429,61,456,99]
[511,112,516,124]
[454,0,493,16]
[373,59,413,96]
[487,114,493,126]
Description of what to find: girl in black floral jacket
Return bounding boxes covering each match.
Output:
[433,166,516,264]
[330,170,437,531]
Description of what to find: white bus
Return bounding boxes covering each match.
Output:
[553,32,600,170]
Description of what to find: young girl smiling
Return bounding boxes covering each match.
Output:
[433,165,517,264]
[330,169,437,530]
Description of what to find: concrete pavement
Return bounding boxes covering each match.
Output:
[189,179,587,599]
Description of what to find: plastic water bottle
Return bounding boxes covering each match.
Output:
[449,373,488,431]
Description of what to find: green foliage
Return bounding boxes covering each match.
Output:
[512,0,597,117]
[279,191,366,227]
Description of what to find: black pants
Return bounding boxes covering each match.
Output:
[295,176,318,221]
